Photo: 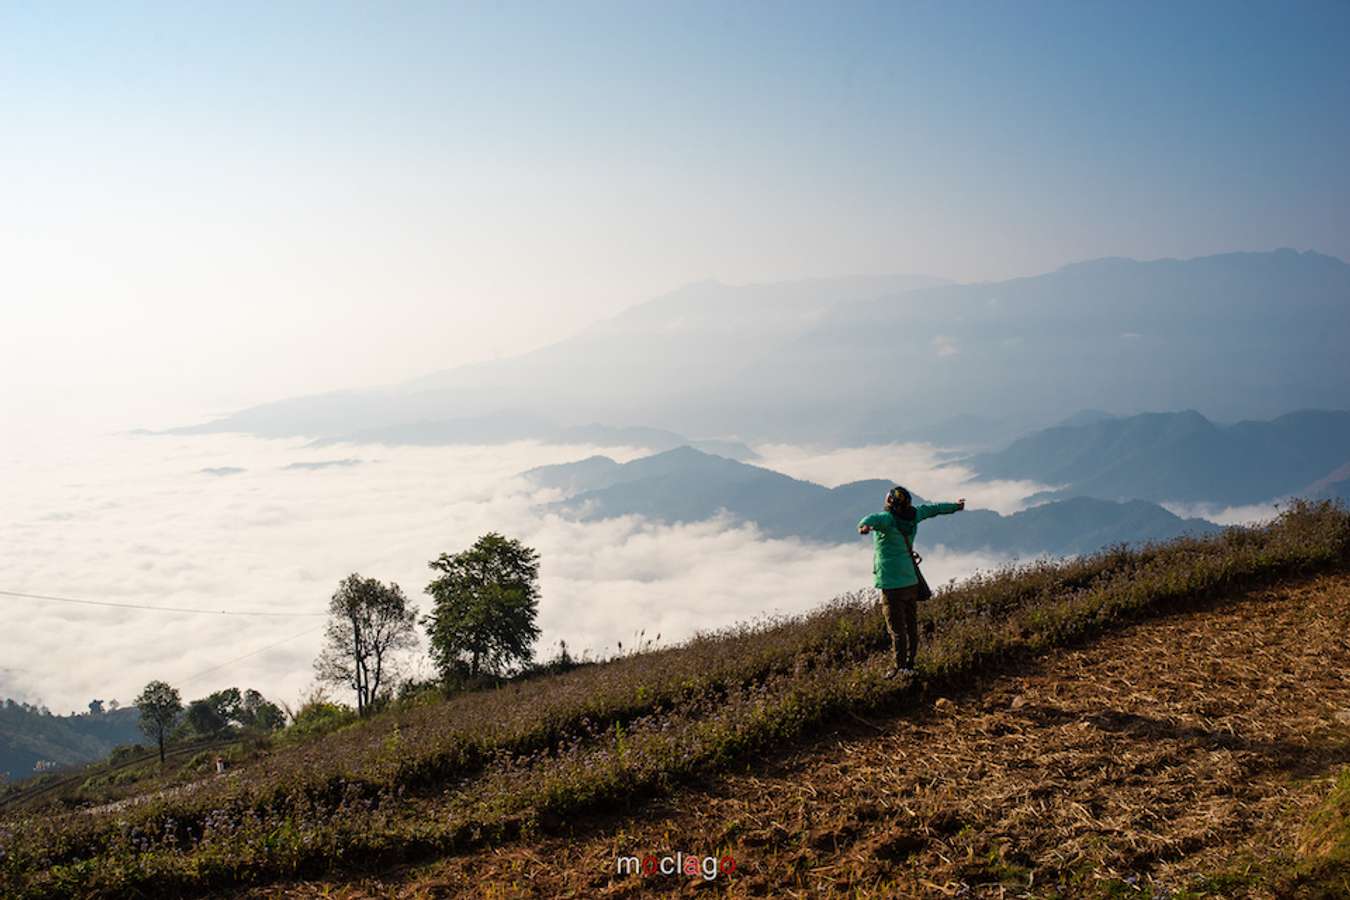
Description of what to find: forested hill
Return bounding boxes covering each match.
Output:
[0,701,141,781]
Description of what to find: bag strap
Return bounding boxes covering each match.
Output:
[899,525,922,566]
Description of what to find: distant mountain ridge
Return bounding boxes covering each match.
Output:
[171,250,1350,447]
[763,248,1350,441]
[172,273,943,443]
[524,447,1220,555]
[297,416,759,460]
[965,409,1350,506]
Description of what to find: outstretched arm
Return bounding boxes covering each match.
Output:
[857,512,890,535]
[916,498,966,521]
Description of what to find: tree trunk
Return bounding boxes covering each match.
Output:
[158,729,165,764]
[369,646,383,711]
[351,610,366,716]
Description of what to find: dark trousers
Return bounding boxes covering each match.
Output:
[881,585,920,668]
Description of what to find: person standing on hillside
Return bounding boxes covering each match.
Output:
[858,487,964,679]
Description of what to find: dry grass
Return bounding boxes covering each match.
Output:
[286,571,1350,898]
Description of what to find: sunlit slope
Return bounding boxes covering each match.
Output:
[371,569,1350,899]
[2,502,1348,898]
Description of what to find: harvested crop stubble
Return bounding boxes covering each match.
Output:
[297,571,1350,898]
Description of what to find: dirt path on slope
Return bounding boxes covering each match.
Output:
[262,572,1350,899]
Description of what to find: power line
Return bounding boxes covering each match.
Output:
[3,588,333,698]
[0,588,327,618]
[179,624,329,686]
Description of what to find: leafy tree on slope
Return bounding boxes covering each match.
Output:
[423,533,541,681]
[134,680,182,764]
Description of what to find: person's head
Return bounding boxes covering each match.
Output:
[885,486,912,512]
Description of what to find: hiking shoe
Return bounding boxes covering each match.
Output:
[898,667,916,678]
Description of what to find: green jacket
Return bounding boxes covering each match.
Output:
[859,503,962,589]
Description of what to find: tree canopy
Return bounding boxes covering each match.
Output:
[134,680,182,763]
[423,532,542,681]
[184,699,227,737]
[180,687,285,738]
[315,574,418,716]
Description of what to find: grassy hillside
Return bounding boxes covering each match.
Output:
[2,501,1348,898]
[1296,767,1350,896]
[359,568,1350,898]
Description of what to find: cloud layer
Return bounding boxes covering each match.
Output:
[2,434,1022,712]
[752,443,1050,515]
[1159,500,1279,527]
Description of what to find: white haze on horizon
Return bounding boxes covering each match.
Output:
[1160,500,1281,527]
[752,442,1052,515]
[2,432,1017,714]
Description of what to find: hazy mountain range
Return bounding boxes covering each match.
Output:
[301,417,758,460]
[173,249,1350,449]
[524,447,1220,556]
[174,273,942,444]
[964,409,1350,506]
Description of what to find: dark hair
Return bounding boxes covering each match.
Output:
[886,486,916,522]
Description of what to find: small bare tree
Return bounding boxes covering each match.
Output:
[315,574,418,716]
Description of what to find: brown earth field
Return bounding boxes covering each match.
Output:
[251,572,1350,899]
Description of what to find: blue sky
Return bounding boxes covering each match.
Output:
[3,2,1348,427]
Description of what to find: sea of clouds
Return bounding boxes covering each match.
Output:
[2,432,1045,713]
[1159,500,1281,527]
